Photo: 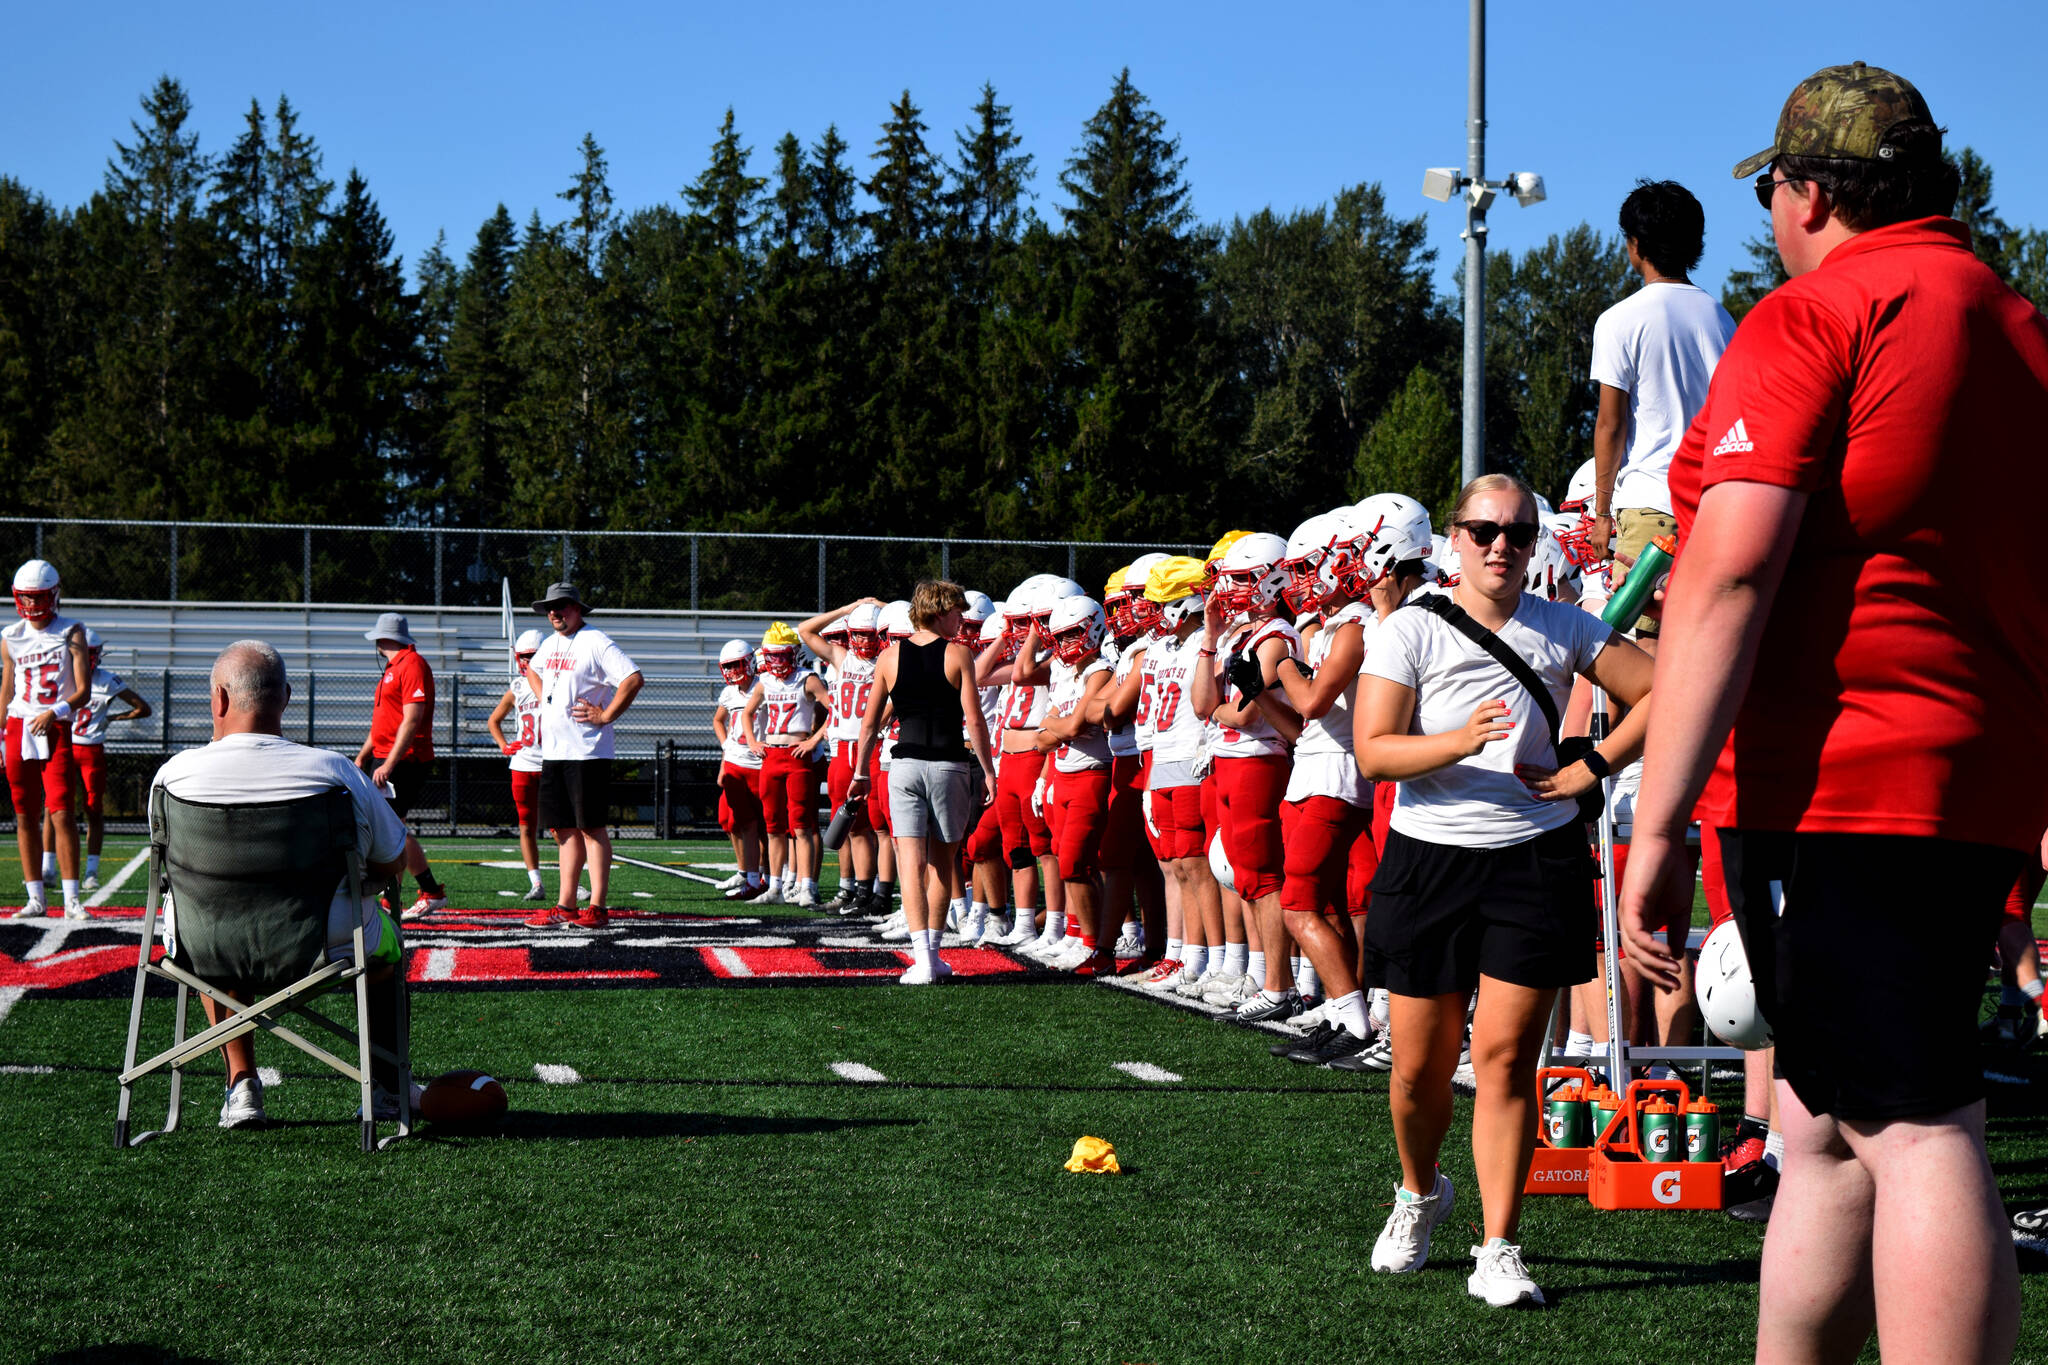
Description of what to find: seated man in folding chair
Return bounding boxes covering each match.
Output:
[150,641,410,1129]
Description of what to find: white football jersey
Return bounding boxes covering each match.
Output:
[1149,629,1206,764]
[757,673,820,739]
[71,666,130,746]
[508,677,545,774]
[1050,657,1112,773]
[3,614,82,722]
[1210,617,1299,759]
[829,655,877,743]
[717,682,763,769]
[1105,641,1145,759]
[997,679,1048,731]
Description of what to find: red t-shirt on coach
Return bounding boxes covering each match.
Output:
[1669,217,2048,851]
[370,646,435,762]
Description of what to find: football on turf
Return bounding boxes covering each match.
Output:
[419,1069,508,1128]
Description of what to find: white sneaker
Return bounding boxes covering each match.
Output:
[1049,939,1092,971]
[1024,923,1064,956]
[931,954,953,979]
[63,897,86,921]
[1112,926,1144,957]
[1290,999,1329,1032]
[1452,1042,1476,1094]
[1199,970,1247,1006]
[781,878,797,900]
[1219,975,1262,1010]
[878,915,912,943]
[794,886,819,909]
[1175,967,1219,1000]
[996,915,1039,946]
[82,873,100,893]
[898,961,937,985]
[716,872,745,892]
[749,884,786,906]
[1467,1239,1545,1308]
[962,906,986,943]
[9,897,46,919]
[401,893,446,922]
[219,1076,267,1129]
[1371,1170,1454,1273]
[1139,961,1186,992]
[361,1080,428,1122]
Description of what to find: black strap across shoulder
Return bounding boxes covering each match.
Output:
[1405,593,1562,754]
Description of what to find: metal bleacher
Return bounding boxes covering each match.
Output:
[73,599,789,760]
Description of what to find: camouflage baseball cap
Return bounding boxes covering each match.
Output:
[1732,62,1933,179]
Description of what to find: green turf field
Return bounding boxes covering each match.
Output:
[3,838,2043,1363]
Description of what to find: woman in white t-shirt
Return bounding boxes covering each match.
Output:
[1353,474,1654,1309]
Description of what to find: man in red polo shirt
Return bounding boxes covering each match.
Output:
[1621,65,2048,1363]
[353,612,449,920]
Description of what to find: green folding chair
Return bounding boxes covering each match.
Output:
[116,785,413,1152]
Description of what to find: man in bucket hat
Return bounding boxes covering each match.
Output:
[521,583,643,929]
[1624,63,2048,1361]
[353,611,449,920]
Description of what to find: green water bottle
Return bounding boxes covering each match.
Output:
[1686,1098,1721,1163]
[1601,535,1676,630]
[1638,1096,1680,1162]
[1546,1084,1591,1148]
[1590,1087,1623,1147]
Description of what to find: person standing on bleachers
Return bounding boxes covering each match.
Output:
[353,612,449,921]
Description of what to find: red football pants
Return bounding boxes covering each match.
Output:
[1213,753,1289,902]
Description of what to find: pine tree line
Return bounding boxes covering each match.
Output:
[5,73,2038,548]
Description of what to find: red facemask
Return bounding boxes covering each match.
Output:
[13,588,55,622]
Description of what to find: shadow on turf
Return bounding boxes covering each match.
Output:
[1531,1254,1758,1302]
[482,1110,924,1142]
[36,1349,222,1365]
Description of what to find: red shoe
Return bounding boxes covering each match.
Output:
[1072,953,1119,977]
[1721,1134,1767,1174]
[573,906,611,930]
[524,905,575,928]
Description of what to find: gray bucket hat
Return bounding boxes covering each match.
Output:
[531,581,589,614]
[364,611,416,646]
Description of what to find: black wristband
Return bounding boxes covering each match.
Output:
[1580,749,1611,781]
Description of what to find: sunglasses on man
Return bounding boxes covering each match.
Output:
[1753,173,1811,211]
[1454,519,1540,550]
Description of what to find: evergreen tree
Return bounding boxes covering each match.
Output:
[400,229,456,521]
[439,207,520,524]
[0,180,60,499]
[1352,365,1460,521]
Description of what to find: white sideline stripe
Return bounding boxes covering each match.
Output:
[422,948,456,981]
[0,987,24,1030]
[534,1063,582,1085]
[86,849,149,907]
[710,947,752,977]
[831,1061,887,1083]
[632,891,654,898]
[610,854,727,887]
[1113,1061,1182,1084]
[258,1067,284,1087]
[0,1061,52,1074]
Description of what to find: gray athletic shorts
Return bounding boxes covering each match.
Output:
[888,757,977,844]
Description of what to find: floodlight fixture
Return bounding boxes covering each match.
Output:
[1510,171,1547,207]
[1421,168,1463,203]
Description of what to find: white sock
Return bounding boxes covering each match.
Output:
[1183,944,1207,976]
[745,870,764,888]
[1330,990,1369,1038]
[1224,941,1248,977]
[1260,987,1288,1004]
[1369,988,1391,1028]
[86,853,99,878]
[61,878,78,903]
[1165,937,1183,962]
[913,933,936,970]
[528,867,545,890]
[1045,911,1066,941]
[2024,978,2045,1002]
[1763,1129,1784,1171]
[40,856,56,881]
[1247,948,1267,985]
[1566,1029,1595,1057]
[25,879,43,903]
[801,878,818,896]
[1297,962,1320,998]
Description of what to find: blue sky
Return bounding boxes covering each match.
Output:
[5,1,2043,297]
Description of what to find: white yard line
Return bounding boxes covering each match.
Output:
[608,854,729,888]
[534,1063,582,1084]
[1112,1061,1183,1084]
[831,1061,887,1083]
[86,849,150,906]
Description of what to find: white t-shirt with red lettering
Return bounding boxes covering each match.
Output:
[529,624,639,762]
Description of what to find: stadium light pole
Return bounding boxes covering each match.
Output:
[1421,0,1545,484]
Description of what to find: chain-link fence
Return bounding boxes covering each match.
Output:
[0,518,1205,611]
[5,669,742,839]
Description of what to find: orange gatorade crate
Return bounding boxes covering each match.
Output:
[1586,1078,1724,1211]
[1525,1065,1597,1195]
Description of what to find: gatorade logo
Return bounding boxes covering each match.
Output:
[1652,1170,1683,1205]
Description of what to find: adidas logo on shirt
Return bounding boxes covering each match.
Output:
[1712,418,1754,456]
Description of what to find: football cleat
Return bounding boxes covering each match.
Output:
[63,898,86,922]
[9,897,46,920]
[572,906,610,930]
[401,894,446,922]
[523,906,575,929]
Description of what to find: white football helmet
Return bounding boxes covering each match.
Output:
[1560,457,1598,513]
[975,608,1007,655]
[1524,524,1582,603]
[1697,921,1774,1049]
[1046,595,1106,664]
[82,624,104,667]
[846,603,885,660]
[1348,494,1435,592]
[880,600,914,640]
[1278,512,1338,616]
[718,638,755,685]
[960,590,995,625]
[12,559,58,621]
[1427,533,1461,588]
[1123,552,1169,591]
[821,614,852,643]
[1211,532,1289,616]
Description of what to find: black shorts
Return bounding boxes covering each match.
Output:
[1362,822,1596,997]
[1721,829,2018,1121]
[540,759,613,832]
[364,758,432,819]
